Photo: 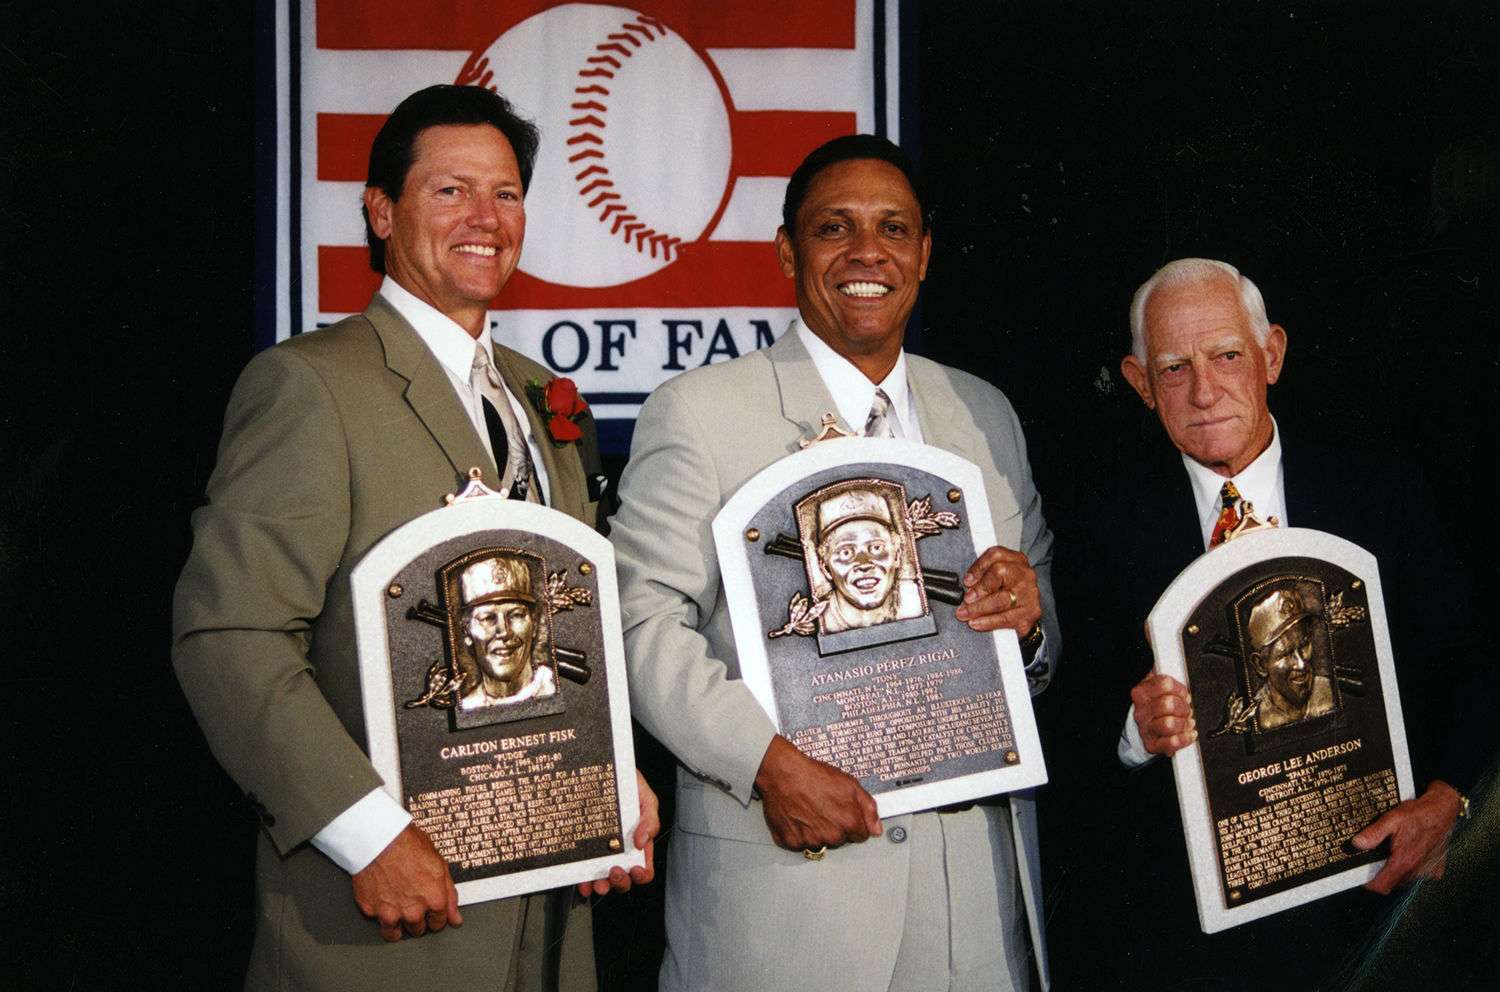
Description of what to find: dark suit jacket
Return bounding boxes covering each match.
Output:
[1042,427,1486,991]
[173,296,601,991]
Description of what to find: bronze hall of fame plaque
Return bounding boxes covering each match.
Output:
[352,473,643,904]
[1146,528,1414,933]
[715,436,1046,818]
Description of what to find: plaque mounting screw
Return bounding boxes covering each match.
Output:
[1186,624,1200,636]
[608,837,622,851]
[579,562,594,575]
[947,489,962,503]
[1004,750,1019,765]
[388,583,404,598]
[1351,580,1363,589]
[745,528,761,542]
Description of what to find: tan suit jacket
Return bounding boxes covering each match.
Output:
[173,294,600,991]
[611,329,1056,991]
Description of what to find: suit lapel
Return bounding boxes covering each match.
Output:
[490,345,586,516]
[765,329,850,449]
[906,357,975,458]
[1131,440,1210,605]
[365,295,497,485]
[1277,430,1333,532]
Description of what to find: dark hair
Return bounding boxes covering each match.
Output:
[780,134,930,235]
[363,84,540,273]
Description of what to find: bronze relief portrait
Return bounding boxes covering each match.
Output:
[1210,574,1369,742]
[402,546,598,729]
[796,480,928,635]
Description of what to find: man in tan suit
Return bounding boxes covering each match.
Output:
[173,85,655,991]
[610,135,1057,991]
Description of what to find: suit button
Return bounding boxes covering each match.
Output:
[888,826,907,844]
[261,812,277,828]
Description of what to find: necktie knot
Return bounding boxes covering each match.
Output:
[472,345,502,389]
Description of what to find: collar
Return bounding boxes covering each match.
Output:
[378,276,495,381]
[1182,417,1285,536]
[794,317,915,437]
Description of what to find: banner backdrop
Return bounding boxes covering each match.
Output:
[271,0,904,451]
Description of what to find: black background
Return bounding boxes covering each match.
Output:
[4,1,1496,988]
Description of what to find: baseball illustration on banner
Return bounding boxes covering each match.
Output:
[459,3,735,287]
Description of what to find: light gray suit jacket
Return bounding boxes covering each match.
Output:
[173,295,599,991]
[611,328,1056,991]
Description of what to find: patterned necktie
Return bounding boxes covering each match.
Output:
[863,387,899,438]
[1209,481,1242,547]
[470,345,539,503]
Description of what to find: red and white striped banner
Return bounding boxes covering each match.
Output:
[274,0,902,439]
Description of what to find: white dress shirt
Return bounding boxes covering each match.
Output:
[793,316,1052,676]
[311,278,554,874]
[377,277,551,499]
[1119,421,1289,767]
[795,318,924,442]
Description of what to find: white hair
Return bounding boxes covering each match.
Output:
[1128,258,1272,363]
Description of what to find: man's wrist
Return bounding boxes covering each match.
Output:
[1018,620,1044,661]
[311,788,413,874]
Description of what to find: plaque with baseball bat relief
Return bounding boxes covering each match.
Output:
[352,472,643,903]
[1147,527,1414,933]
[714,435,1047,818]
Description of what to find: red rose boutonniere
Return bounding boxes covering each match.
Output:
[526,377,590,446]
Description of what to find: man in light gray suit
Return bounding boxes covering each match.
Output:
[173,85,654,991]
[611,135,1058,991]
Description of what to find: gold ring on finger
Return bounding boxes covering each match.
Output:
[803,846,827,862]
[1007,589,1018,609]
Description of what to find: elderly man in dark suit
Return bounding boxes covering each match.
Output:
[1048,257,1483,990]
[173,85,655,992]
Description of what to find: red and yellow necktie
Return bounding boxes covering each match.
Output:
[1209,481,1242,547]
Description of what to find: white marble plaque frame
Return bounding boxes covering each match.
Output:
[1147,527,1414,933]
[714,437,1047,818]
[352,494,642,904]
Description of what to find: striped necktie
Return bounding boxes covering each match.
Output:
[470,345,539,503]
[863,387,898,438]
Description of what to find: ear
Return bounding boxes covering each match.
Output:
[363,186,394,241]
[817,554,834,583]
[917,228,932,282]
[1263,324,1288,385]
[1120,355,1155,410]
[1249,650,1268,678]
[775,226,797,279]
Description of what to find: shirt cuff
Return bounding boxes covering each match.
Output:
[1118,704,1155,768]
[310,788,412,874]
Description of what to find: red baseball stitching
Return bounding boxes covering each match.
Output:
[568,14,683,262]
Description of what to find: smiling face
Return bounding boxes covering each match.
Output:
[818,518,900,611]
[363,123,525,336]
[464,600,536,694]
[1120,276,1287,477]
[775,158,931,380]
[1255,622,1316,710]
